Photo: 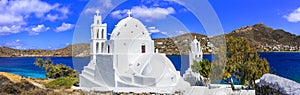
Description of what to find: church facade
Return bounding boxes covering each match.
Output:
[79,10,189,92]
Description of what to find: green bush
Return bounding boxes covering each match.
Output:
[34,58,79,79]
[192,59,211,78]
[45,77,78,89]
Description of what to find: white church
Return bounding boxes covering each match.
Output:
[79,10,204,93]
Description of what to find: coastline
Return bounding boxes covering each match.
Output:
[1,51,300,58]
[259,51,300,53]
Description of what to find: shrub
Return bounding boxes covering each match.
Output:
[192,59,211,78]
[34,58,79,79]
[45,77,78,89]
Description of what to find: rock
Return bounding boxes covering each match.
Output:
[256,74,300,95]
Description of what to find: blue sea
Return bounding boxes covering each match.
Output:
[0,52,299,83]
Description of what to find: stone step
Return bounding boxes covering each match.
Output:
[79,74,103,87]
[84,66,95,73]
[82,70,94,78]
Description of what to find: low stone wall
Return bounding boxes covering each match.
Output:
[255,74,300,95]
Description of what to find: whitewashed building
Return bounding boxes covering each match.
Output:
[79,10,189,93]
[183,36,205,86]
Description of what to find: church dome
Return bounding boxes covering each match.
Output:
[110,17,151,40]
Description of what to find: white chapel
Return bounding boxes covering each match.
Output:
[183,36,205,86]
[79,10,189,93]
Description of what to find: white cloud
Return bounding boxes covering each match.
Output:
[44,6,70,22]
[83,0,112,14]
[148,27,160,34]
[0,0,70,36]
[102,0,113,9]
[84,7,102,14]
[30,24,50,35]
[55,22,74,32]
[0,25,22,36]
[111,10,127,19]
[45,14,59,22]
[284,7,300,23]
[7,0,58,18]
[0,0,61,24]
[2,39,24,49]
[164,0,185,5]
[147,26,171,35]
[0,14,25,25]
[161,32,168,35]
[176,30,187,35]
[159,30,188,37]
[111,6,175,22]
[56,6,69,15]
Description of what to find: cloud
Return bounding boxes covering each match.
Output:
[1,39,24,49]
[147,27,160,34]
[84,7,103,14]
[284,7,300,23]
[55,22,74,32]
[164,0,185,5]
[45,14,59,22]
[0,0,61,25]
[111,6,175,22]
[0,0,70,36]
[83,0,112,14]
[0,25,22,36]
[30,24,50,35]
[176,30,187,35]
[161,32,168,35]
[0,14,25,25]
[111,10,127,19]
[147,26,171,35]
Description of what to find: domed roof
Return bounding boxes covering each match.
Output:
[110,17,151,40]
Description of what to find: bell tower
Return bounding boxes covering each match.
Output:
[189,36,203,67]
[90,10,107,63]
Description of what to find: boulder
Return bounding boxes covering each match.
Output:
[256,74,300,95]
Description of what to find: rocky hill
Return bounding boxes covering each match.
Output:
[0,44,89,57]
[227,23,300,51]
[154,33,209,55]
[1,23,299,57]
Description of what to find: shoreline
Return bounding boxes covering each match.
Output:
[1,51,300,58]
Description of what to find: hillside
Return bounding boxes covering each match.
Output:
[1,23,299,57]
[0,44,89,57]
[154,33,209,55]
[227,23,300,51]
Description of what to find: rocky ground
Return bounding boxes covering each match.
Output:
[0,72,85,95]
[0,72,184,95]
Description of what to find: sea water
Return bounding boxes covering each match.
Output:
[0,52,299,83]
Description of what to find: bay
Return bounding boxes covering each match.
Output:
[0,52,299,83]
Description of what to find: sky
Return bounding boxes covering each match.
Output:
[0,0,300,50]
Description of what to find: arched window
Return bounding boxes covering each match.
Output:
[101,29,104,39]
[97,20,99,24]
[101,42,105,53]
[107,45,110,53]
[96,42,99,53]
[97,29,99,39]
[141,45,146,53]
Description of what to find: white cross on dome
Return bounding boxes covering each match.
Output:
[127,10,132,17]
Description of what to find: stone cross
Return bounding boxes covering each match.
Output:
[96,9,100,16]
[127,10,132,17]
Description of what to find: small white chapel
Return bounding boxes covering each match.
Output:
[79,10,190,93]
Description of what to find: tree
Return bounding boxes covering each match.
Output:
[224,37,270,88]
[34,58,54,72]
[192,59,211,78]
[34,58,78,79]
